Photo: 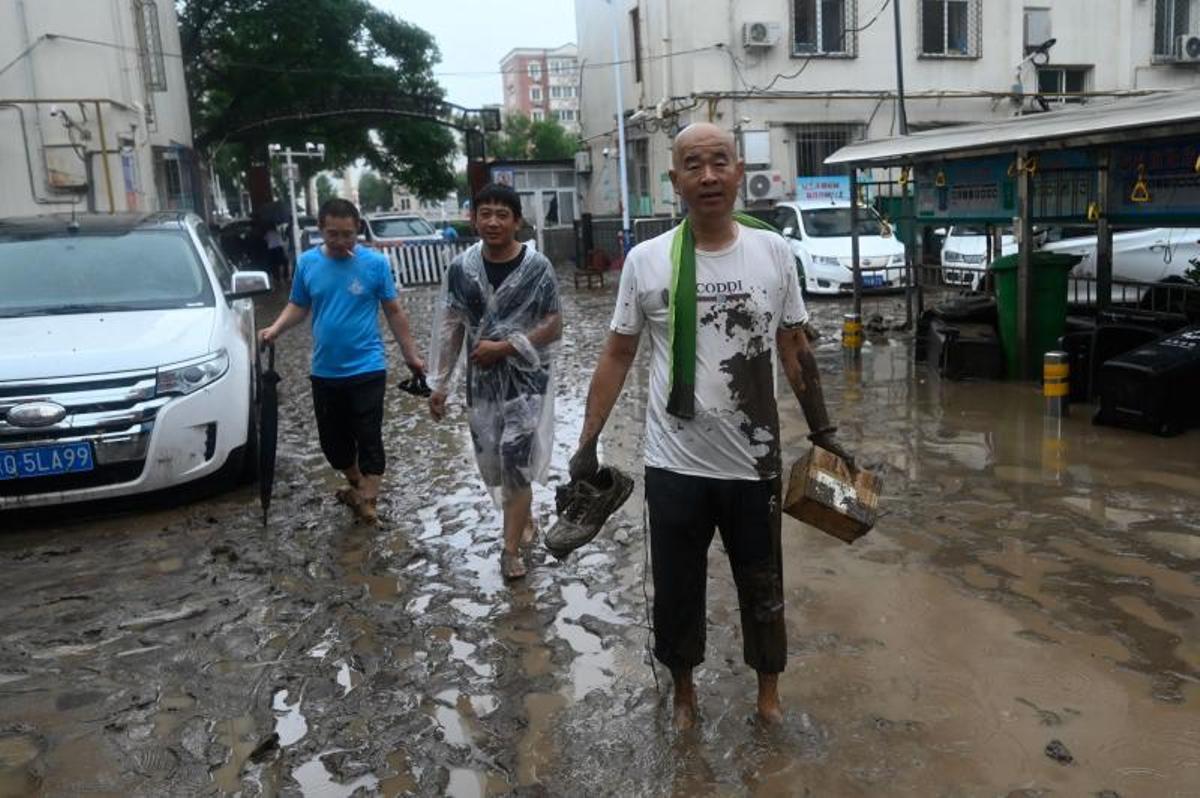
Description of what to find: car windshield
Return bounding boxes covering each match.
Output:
[371,217,435,238]
[801,208,883,238]
[953,225,989,237]
[0,231,213,318]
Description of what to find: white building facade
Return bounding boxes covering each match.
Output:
[500,44,582,131]
[0,0,195,218]
[575,0,1200,218]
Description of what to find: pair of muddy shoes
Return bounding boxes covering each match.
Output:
[544,466,635,559]
[335,486,378,525]
[397,373,431,397]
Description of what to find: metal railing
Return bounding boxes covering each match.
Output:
[912,262,1200,321]
[377,241,471,287]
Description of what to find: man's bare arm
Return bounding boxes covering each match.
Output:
[569,330,640,478]
[259,302,309,344]
[777,325,855,467]
[381,297,424,371]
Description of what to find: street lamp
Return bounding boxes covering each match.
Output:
[606,0,633,253]
[268,142,326,268]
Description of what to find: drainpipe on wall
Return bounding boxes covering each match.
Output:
[15,0,54,200]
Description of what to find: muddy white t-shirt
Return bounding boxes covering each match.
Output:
[611,225,807,481]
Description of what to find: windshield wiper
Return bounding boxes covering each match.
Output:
[4,303,140,317]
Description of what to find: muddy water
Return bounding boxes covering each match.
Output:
[0,283,1197,796]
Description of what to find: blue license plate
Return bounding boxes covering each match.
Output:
[0,442,94,480]
[863,274,885,287]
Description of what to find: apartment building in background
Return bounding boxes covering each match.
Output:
[0,0,198,218]
[499,44,581,131]
[574,0,1200,217]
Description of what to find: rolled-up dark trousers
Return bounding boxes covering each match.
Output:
[644,467,786,674]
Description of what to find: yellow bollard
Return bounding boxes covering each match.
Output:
[1043,350,1069,418]
[842,313,863,361]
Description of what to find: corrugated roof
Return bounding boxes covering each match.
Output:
[825,90,1200,166]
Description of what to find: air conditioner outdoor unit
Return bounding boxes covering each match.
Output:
[743,21,783,49]
[746,169,785,201]
[1178,34,1200,61]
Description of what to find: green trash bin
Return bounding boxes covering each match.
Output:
[990,252,1082,379]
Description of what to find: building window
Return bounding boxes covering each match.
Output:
[1036,66,1090,104]
[530,86,542,102]
[532,109,545,122]
[919,0,981,58]
[555,109,576,122]
[630,7,644,83]
[400,197,411,210]
[132,0,167,91]
[1155,0,1195,58]
[528,61,542,79]
[792,0,855,57]
[793,123,865,177]
[551,86,563,99]
[1023,7,1051,54]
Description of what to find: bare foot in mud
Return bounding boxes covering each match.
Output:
[520,518,539,550]
[756,672,783,725]
[672,696,699,732]
[671,669,699,732]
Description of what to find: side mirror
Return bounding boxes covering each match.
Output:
[782,226,796,238]
[934,227,948,236]
[881,221,893,238]
[227,270,271,300]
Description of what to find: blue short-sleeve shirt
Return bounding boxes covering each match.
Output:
[289,244,397,378]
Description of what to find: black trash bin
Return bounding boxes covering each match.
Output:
[1094,327,1200,436]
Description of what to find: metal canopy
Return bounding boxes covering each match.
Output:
[825,90,1200,167]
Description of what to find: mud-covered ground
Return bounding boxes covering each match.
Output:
[1,277,1198,797]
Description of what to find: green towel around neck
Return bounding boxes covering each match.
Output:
[666,212,779,419]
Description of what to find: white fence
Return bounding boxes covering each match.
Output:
[378,241,471,287]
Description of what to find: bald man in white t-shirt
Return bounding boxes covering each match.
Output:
[570,123,853,731]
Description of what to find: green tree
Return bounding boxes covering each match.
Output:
[357,172,393,213]
[485,113,579,160]
[179,0,456,203]
[316,174,337,207]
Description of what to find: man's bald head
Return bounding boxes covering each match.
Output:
[668,122,744,221]
[671,123,738,168]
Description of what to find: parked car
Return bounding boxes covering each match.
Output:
[771,200,907,295]
[365,214,441,247]
[0,212,271,508]
[941,226,1200,292]
[940,225,1016,287]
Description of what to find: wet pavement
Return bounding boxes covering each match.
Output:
[1,279,1198,797]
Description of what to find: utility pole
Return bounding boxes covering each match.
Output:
[608,0,633,253]
[268,142,325,269]
[892,0,909,135]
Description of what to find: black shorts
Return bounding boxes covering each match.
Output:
[644,468,785,673]
[310,371,387,475]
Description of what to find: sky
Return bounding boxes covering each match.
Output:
[372,0,579,110]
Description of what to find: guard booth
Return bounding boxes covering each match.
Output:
[825,90,1200,379]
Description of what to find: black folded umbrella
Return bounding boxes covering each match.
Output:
[259,343,282,526]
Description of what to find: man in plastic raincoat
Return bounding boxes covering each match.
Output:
[428,184,562,580]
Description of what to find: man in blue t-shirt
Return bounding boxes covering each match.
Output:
[260,198,424,524]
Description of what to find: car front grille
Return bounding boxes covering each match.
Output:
[0,369,164,494]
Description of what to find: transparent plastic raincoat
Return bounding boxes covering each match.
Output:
[428,244,561,505]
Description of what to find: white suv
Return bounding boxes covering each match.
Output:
[0,212,270,509]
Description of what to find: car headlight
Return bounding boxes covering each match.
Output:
[943,251,963,262]
[812,255,843,268]
[157,350,229,396]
